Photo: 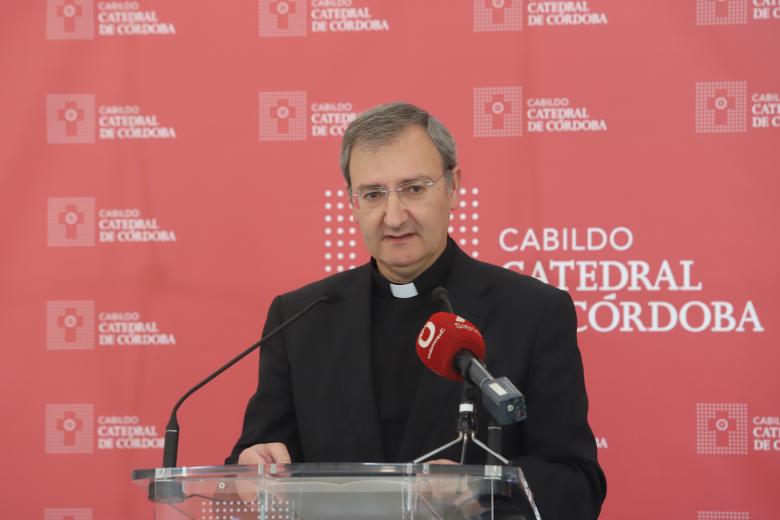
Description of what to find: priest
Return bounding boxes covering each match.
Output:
[227,102,607,519]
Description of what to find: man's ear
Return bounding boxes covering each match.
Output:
[348,185,359,219]
[448,166,462,210]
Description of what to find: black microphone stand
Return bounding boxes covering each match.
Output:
[150,294,331,503]
[412,379,510,465]
[417,288,511,465]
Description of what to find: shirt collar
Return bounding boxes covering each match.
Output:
[389,282,418,299]
[370,237,455,299]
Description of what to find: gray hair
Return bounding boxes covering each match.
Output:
[340,102,457,190]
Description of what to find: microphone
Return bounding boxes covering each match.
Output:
[416,311,485,381]
[432,286,455,313]
[416,311,527,426]
[159,293,335,463]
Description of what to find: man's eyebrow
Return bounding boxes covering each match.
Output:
[354,182,385,190]
[398,174,433,184]
[355,174,432,190]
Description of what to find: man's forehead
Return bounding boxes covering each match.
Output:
[349,126,443,185]
[351,129,413,159]
[352,123,426,151]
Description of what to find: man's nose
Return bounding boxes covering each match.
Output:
[382,191,408,228]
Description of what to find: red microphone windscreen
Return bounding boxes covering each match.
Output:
[416,312,486,381]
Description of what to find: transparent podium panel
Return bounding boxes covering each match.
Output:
[132,463,541,520]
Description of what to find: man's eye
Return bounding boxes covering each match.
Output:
[404,184,427,195]
[362,190,383,201]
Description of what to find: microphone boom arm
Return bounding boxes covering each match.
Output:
[162,294,330,468]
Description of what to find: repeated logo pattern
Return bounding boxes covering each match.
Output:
[259,0,307,37]
[696,82,748,133]
[45,404,94,454]
[696,0,748,26]
[698,513,750,520]
[696,403,749,455]
[47,301,95,350]
[474,87,523,137]
[474,0,523,32]
[46,94,96,144]
[46,0,94,40]
[44,509,93,520]
[259,91,308,141]
[47,198,96,247]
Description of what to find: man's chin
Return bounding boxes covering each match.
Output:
[383,256,419,271]
[376,252,432,283]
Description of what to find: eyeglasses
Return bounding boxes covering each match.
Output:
[350,174,449,210]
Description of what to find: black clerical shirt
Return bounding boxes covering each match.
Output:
[369,238,455,461]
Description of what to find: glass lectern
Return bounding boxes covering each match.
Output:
[132,463,541,520]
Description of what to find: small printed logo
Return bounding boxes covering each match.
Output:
[45,404,94,454]
[474,0,523,32]
[449,186,481,259]
[47,95,176,143]
[259,0,307,37]
[696,0,748,26]
[44,509,93,520]
[474,87,523,137]
[696,82,748,133]
[698,513,749,520]
[47,200,176,246]
[323,189,361,273]
[259,0,389,36]
[47,198,96,247]
[47,1,176,39]
[696,403,749,455]
[47,301,95,350]
[46,0,95,40]
[259,91,307,141]
[46,94,96,144]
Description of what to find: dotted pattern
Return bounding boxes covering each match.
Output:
[698,512,750,520]
[474,86,523,137]
[259,0,308,37]
[696,0,748,26]
[201,499,257,519]
[696,403,749,455]
[474,0,523,32]
[696,81,747,134]
[323,189,361,273]
[46,94,96,144]
[47,300,95,350]
[259,91,307,141]
[47,197,96,247]
[448,186,481,259]
[200,497,293,520]
[44,508,92,520]
[45,404,94,454]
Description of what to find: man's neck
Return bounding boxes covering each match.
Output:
[375,238,450,284]
[378,254,443,284]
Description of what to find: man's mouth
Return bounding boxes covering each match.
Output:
[384,233,415,242]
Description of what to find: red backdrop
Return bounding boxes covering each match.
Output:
[1,1,778,519]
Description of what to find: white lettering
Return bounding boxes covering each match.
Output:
[570,299,763,333]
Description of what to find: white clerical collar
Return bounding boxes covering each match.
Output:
[389,282,419,299]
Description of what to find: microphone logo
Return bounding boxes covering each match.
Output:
[453,315,482,336]
[418,322,436,348]
[417,321,445,359]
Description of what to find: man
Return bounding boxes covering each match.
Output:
[227,102,606,518]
